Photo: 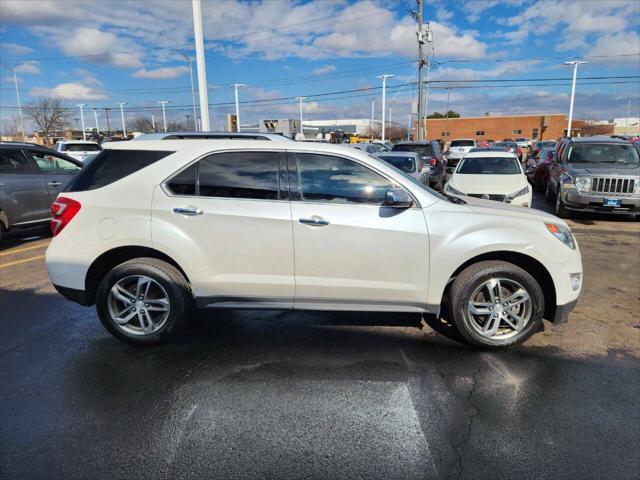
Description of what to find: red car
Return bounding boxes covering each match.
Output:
[527,148,556,192]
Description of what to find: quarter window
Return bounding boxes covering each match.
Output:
[198,151,280,200]
[167,164,197,196]
[293,153,396,205]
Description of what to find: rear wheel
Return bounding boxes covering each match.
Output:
[96,257,192,345]
[449,261,544,349]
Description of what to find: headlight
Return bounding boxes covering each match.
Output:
[634,180,640,195]
[545,223,576,250]
[506,185,529,201]
[574,176,592,192]
[445,183,465,196]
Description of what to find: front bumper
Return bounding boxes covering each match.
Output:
[53,284,92,306]
[552,298,579,324]
[564,189,640,214]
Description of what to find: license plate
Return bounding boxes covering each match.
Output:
[603,198,621,207]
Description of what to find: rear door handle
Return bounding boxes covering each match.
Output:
[299,216,329,226]
[48,181,62,187]
[173,206,203,216]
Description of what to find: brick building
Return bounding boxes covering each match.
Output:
[416,113,614,142]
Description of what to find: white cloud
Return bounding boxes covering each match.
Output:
[14,61,41,74]
[585,31,640,64]
[0,42,33,55]
[132,66,188,79]
[312,65,337,76]
[29,82,108,100]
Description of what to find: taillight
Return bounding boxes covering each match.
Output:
[429,157,438,166]
[51,197,81,236]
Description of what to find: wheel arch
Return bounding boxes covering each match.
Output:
[84,245,192,306]
[443,250,557,321]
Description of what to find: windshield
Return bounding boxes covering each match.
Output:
[381,160,463,204]
[66,144,101,152]
[567,144,639,165]
[456,156,522,174]
[392,144,434,156]
[378,155,416,173]
[450,140,474,147]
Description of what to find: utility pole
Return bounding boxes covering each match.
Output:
[415,0,424,142]
[173,48,199,132]
[563,60,587,137]
[93,108,100,135]
[423,22,433,140]
[185,114,191,131]
[118,102,127,138]
[446,87,451,118]
[233,83,246,132]
[389,105,392,131]
[103,107,111,136]
[151,113,156,131]
[192,0,210,131]
[158,101,169,132]
[76,104,87,140]
[74,118,80,128]
[4,66,25,141]
[376,74,393,141]
[295,96,307,139]
[407,114,412,141]
[625,98,631,136]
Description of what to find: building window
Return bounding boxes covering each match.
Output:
[441,131,450,137]
[475,130,485,136]
[531,128,539,140]
[512,129,522,135]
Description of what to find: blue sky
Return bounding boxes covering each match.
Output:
[1,0,639,132]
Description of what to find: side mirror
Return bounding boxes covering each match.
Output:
[384,188,413,208]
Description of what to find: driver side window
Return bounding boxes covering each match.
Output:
[292,152,397,205]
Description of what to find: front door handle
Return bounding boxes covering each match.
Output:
[48,181,62,187]
[173,206,203,216]
[299,216,329,226]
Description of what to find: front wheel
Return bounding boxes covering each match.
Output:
[555,189,571,218]
[449,261,545,349]
[96,257,192,345]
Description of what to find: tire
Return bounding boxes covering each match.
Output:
[554,189,571,218]
[95,257,192,345]
[449,261,545,349]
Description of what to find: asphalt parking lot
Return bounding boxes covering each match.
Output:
[1,193,639,480]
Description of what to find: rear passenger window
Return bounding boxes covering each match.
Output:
[64,149,173,192]
[198,151,280,200]
[0,150,31,172]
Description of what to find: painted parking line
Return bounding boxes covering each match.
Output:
[0,254,46,269]
[0,242,50,257]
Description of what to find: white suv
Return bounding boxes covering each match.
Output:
[53,140,102,163]
[46,141,583,348]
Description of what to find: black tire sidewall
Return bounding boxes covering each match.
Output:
[96,260,187,345]
[451,262,545,349]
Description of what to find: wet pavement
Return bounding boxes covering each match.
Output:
[1,195,639,479]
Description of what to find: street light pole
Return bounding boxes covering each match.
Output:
[370,98,374,137]
[77,104,87,140]
[158,101,169,132]
[93,108,100,135]
[233,83,246,132]
[295,96,307,140]
[173,48,199,132]
[376,74,393,141]
[563,60,587,137]
[192,0,210,131]
[4,66,25,141]
[103,107,111,136]
[118,102,127,138]
[625,98,631,136]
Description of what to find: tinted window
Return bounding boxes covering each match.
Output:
[450,140,475,147]
[294,153,395,205]
[457,157,522,175]
[378,155,416,173]
[0,149,31,172]
[392,144,433,157]
[167,164,197,195]
[64,149,173,192]
[198,151,279,200]
[65,143,101,152]
[29,151,81,174]
[567,144,639,165]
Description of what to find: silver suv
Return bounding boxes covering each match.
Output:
[546,136,640,218]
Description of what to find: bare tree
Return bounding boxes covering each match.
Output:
[128,116,156,133]
[25,97,67,142]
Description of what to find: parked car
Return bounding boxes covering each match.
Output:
[468,146,508,153]
[515,137,531,149]
[445,139,477,172]
[375,151,434,186]
[351,142,389,154]
[391,141,445,189]
[527,148,556,192]
[495,141,523,162]
[546,136,640,218]
[53,140,102,163]
[0,142,83,239]
[531,140,557,158]
[130,132,294,141]
[371,139,393,150]
[45,140,582,349]
[444,151,532,207]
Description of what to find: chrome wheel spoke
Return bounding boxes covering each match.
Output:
[112,284,135,304]
[138,310,155,333]
[506,311,526,331]
[505,288,529,307]
[470,302,493,315]
[146,298,169,312]
[482,315,501,336]
[135,276,151,300]
[113,307,137,325]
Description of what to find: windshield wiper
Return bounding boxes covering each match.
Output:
[442,192,467,204]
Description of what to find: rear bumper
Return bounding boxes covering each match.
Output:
[552,298,579,324]
[53,284,92,306]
